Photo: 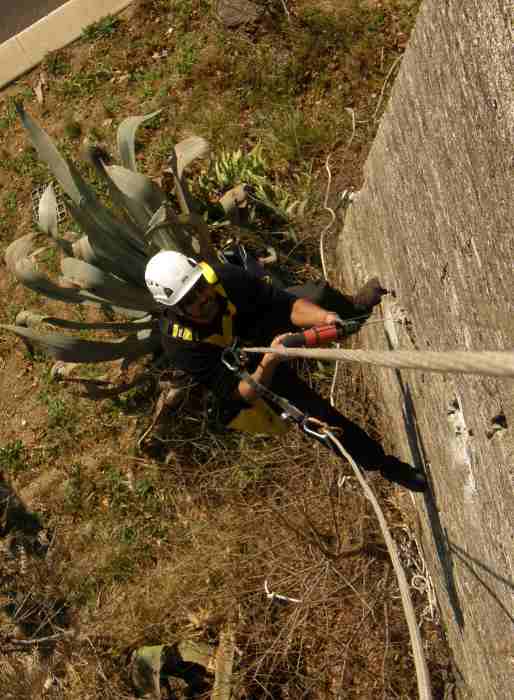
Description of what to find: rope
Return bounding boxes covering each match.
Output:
[324,429,433,700]
[315,166,432,698]
[243,347,514,379]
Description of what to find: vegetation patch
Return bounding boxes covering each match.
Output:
[0,1,454,698]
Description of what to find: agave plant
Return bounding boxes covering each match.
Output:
[1,105,246,368]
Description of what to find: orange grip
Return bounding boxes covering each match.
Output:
[282,324,343,348]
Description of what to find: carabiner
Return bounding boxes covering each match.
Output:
[301,416,330,442]
[221,339,244,372]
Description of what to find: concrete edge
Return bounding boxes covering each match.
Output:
[0,0,134,90]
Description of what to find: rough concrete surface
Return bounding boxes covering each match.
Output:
[336,1,513,697]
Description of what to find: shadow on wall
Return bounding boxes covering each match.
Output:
[383,333,466,629]
[448,540,514,626]
[386,333,514,634]
[402,376,466,631]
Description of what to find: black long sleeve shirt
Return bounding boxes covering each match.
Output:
[161,263,296,401]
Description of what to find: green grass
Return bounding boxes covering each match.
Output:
[64,119,82,139]
[0,440,28,474]
[3,191,18,212]
[82,15,121,41]
[59,66,113,98]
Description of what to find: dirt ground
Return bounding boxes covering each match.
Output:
[0,1,457,697]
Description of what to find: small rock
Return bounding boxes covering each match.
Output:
[216,0,261,28]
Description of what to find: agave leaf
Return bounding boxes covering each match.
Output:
[117,110,162,173]
[66,200,147,287]
[176,212,216,262]
[166,150,193,216]
[0,324,160,363]
[45,316,155,332]
[77,289,154,313]
[14,257,84,304]
[72,235,146,287]
[16,104,81,204]
[4,233,39,272]
[145,205,180,251]
[31,244,53,259]
[61,257,156,312]
[175,136,210,179]
[66,158,149,259]
[110,306,150,320]
[106,164,166,221]
[16,309,154,333]
[83,144,154,240]
[72,236,99,265]
[15,310,45,327]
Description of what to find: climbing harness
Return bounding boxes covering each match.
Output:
[221,340,337,447]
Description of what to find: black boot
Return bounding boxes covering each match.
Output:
[380,456,427,493]
[352,277,389,312]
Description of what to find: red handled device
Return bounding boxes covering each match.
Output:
[281,323,345,348]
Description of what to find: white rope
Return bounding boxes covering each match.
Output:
[325,430,433,700]
[316,167,431,698]
[264,579,302,604]
[243,347,514,379]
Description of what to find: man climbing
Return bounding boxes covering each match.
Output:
[145,250,427,492]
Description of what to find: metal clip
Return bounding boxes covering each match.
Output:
[301,417,330,442]
[221,339,244,373]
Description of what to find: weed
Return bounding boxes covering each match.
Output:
[0,97,18,131]
[43,49,70,76]
[263,107,336,164]
[37,385,71,428]
[88,125,105,142]
[59,67,113,98]
[3,146,45,179]
[64,120,82,140]
[135,478,154,499]
[119,525,137,544]
[4,191,18,213]
[103,94,121,117]
[63,463,82,513]
[103,465,131,511]
[102,549,136,583]
[0,440,28,473]
[82,15,121,41]
[176,35,199,76]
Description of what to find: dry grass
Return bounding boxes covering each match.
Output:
[0,0,452,697]
[1,371,449,698]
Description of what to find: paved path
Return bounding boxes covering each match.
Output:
[0,0,132,89]
[0,0,68,43]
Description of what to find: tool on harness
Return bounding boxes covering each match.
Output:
[221,340,333,446]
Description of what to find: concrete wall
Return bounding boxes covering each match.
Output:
[336,1,513,697]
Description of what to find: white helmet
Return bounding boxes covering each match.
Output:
[145,251,204,306]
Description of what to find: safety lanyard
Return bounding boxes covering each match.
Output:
[221,341,332,444]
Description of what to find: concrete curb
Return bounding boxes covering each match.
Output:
[0,0,134,90]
